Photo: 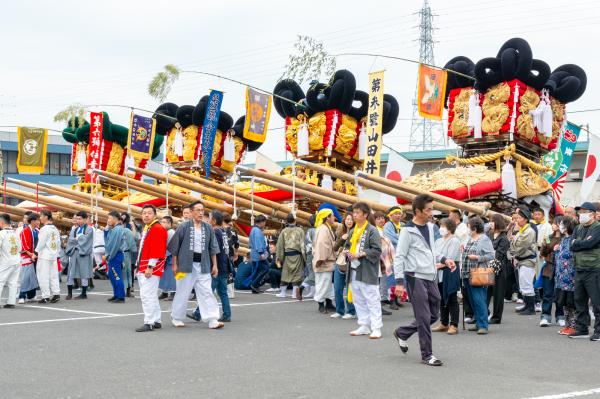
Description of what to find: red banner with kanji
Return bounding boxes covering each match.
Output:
[85,112,104,183]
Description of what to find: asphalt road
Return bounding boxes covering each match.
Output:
[1,279,599,399]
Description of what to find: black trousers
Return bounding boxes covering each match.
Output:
[487,268,507,323]
[438,282,459,327]
[268,268,282,289]
[504,264,517,300]
[462,278,473,319]
[574,270,600,334]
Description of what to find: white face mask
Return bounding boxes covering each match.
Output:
[439,227,448,237]
[579,213,593,224]
[559,224,566,234]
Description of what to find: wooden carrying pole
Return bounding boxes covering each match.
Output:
[167,169,312,222]
[128,167,308,226]
[6,178,144,219]
[2,186,109,222]
[253,177,349,209]
[294,160,460,214]
[235,165,390,213]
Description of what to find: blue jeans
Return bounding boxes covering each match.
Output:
[333,266,355,316]
[107,252,125,299]
[465,280,488,329]
[250,260,269,288]
[541,276,564,322]
[212,273,231,319]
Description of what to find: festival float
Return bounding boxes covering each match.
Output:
[400,37,587,215]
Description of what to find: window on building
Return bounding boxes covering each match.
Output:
[60,153,71,175]
[6,151,17,174]
[48,153,60,175]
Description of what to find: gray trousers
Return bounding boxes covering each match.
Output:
[395,275,440,360]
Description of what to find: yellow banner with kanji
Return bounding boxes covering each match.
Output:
[363,70,384,175]
[417,64,447,120]
[16,127,48,174]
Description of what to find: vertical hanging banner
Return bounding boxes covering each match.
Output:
[363,70,385,175]
[16,127,48,174]
[542,122,581,200]
[128,113,156,159]
[86,112,104,183]
[417,64,447,120]
[243,87,272,143]
[580,131,600,201]
[201,90,224,178]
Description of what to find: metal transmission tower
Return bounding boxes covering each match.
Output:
[409,0,445,152]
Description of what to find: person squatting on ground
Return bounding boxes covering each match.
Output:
[393,194,455,366]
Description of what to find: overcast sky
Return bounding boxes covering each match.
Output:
[1,0,599,163]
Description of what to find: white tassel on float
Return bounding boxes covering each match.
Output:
[321,174,333,190]
[125,154,135,176]
[297,123,309,157]
[76,145,87,171]
[501,160,517,199]
[174,126,184,157]
[509,82,520,141]
[358,123,367,160]
[223,130,235,162]
[467,91,482,139]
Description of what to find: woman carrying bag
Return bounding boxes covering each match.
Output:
[461,217,496,335]
[486,214,510,324]
[331,213,356,319]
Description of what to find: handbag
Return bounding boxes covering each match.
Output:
[489,258,502,275]
[336,249,348,273]
[469,263,496,287]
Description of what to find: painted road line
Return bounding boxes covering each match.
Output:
[523,388,600,399]
[24,305,119,316]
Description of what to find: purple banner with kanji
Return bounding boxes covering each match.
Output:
[128,113,156,160]
[201,90,224,178]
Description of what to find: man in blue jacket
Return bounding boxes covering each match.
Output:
[247,215,269,293]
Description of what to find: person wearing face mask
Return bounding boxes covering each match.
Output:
[555,216,578,336]
[486,214,510,324]
[431,218,461,335]
[568,202,600,341]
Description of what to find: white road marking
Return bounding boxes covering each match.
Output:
[523,388,600,399]
[0,298,307,326]
[24,305,119,316]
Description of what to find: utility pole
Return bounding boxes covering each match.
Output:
[408,0,445,152]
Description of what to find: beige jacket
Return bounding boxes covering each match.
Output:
[312,224,336,272]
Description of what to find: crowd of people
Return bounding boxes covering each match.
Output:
[0,196,599,367]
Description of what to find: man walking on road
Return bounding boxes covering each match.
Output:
[393,194,455,366]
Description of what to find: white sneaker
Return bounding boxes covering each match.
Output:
[171,319,185,328]
[17,298,24,304]
[369,329,382,339]
[265,287,278,293]
[275,292,287,298]
[539,319,550,327]
[464,317,473,324]
[488,315,492,321]
[515,305,525,311]
[516,298,524,304]
[535,303,542,312]
[330,313,343,319]
[558,319,566,327]
[342,313,357,320]
[208,320,224,329]
[511,293,519,302]
[350,325,371,336]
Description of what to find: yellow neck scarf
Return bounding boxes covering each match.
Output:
[393,222,402,232]
[350,221,368,254]
[519,223,530,235]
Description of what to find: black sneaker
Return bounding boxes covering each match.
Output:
[250,285,262,294]
[112,298,125,303]
[3,304,15,309]
[186,312,201,322]
[107,296,116,302]
[50,295,60,303]
[568,330,590,339]
[135,324,153,332]
[422,355,443,366]
[38,298,49,304]
[218,317,231,323]
[590,332,600,341]
[153,322,162,330]
[393,330,409,354]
